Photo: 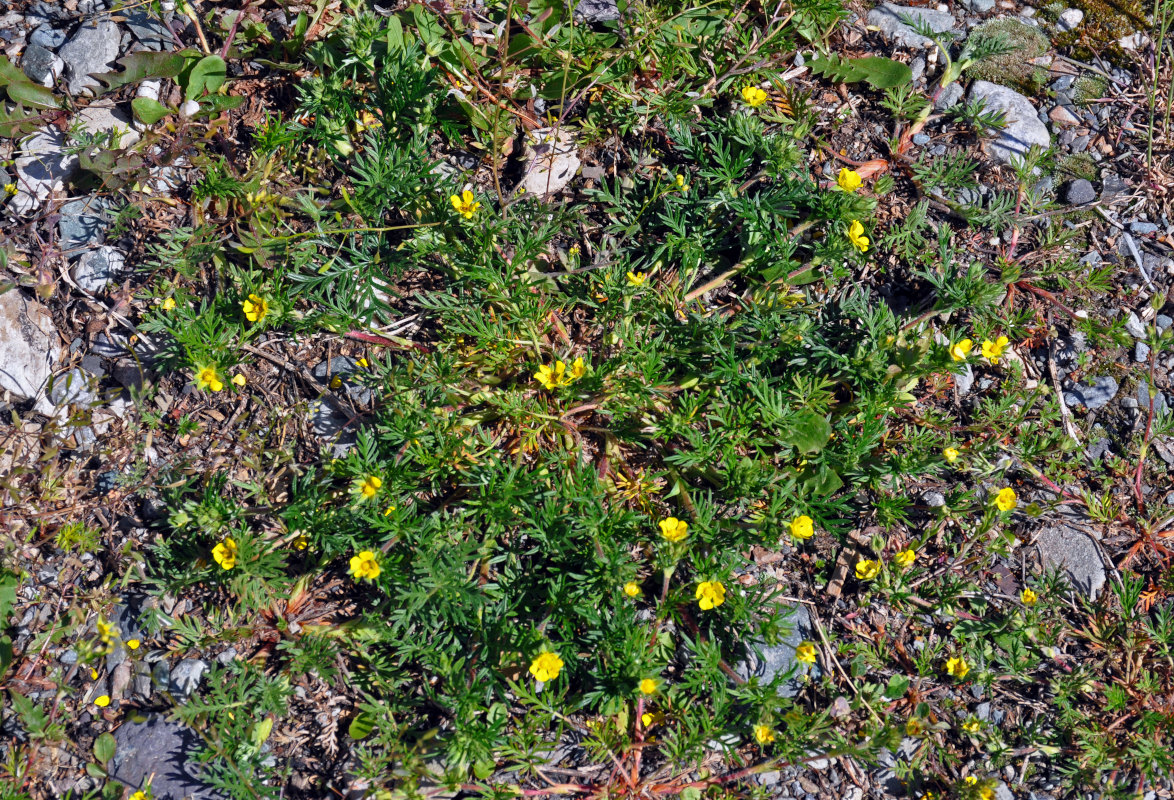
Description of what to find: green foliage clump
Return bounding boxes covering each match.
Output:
[967,18,1050,93]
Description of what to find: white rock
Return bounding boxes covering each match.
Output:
[1118,31,1150,50]
[179,99,200,118]
[77,103,141,149]
[519,128,580,197]
[0,290,60,414]
[1057,8,1083,30]
[968,80,1051,164]
[9,128,79,216]
[71,246,126,293]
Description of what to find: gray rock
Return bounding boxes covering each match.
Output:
[21,43,62,87]
[1050,75,1075,92]
[969,81,1052,164]
[312,356,358,379]
[572,0,620,23]
[29,25,66,49]
[1057,8,1083,30]
[1064,179,1095,205]
[58,20,121,96]
[993,780,1015,800]
[867,3,957,48]
[733,604,822,697]
[1135,342,1150,362]
[1064,376,1118,409]
[1129,221,1159,235]
[60,649,78,665]
[0,290,60,414]
[1085,437,1111,462]
[110,714,225,799]
[956,362,975,396]
[910,56,925,83]
[28,0,71,22]
[169,658,209,699]
[1036,525,1107,599]
[966,0,996,12]
[1157,314,1172,332]
[59,196,116,250]
[309,399,358,452]
[935,82,965,110]
[1125,311,1146,338]
[48,367,99,409]
[71,246,125,293]
[923,490,946,507]
[912,133,931,145]
[9,127,80,216]
[124,10,174,51]
[520,128,580,196]
[1100,170,1127,200]
[76,103,141,149]
[112,360,148,391]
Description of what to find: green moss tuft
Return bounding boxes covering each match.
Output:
[968,18,1051,94]
[1061,0,1150,62]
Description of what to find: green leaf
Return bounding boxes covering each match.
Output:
[0,56,61,109]
[185,55,227,101]
[809,53,912,89]
[785,411,832,455]
[85,763,108,779]
[681,787,702,800]
[93,51,188,94]
[884,675,910,699]
[132,97,170,125]
[93,732,117,764]
[348,712,375,740]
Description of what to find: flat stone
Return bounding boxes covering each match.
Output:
[1057,8,1083,30]
[1064,376,1118,409]
[29,25,66,49]
[58,20,122,97]
[1036,525,1106,599]
[1064,178,1095,205]
[965,0,996,12]
[1049,105,1080,126]
[1100,170,1127,200]
[519,128,581,196]
[1125,311,1145,338]
[1157,314,1172,332]
[572,0,620,23]
[21,43,62,87]
[1137,379,1168,415]
[169,658,209,699]
[969,81,1051,163]
[1135,341,1150,362]
[110,714,225,799]
[76,103,141,150]
[72,246,125,293]
[1129,221,1159,235]
[733,604,823,698]
[867,3,957,48]
[0,290,60,414]
[935,82,964,110]
[9,128,80,216]
[59,196,116,250]
[48,367,99,409]
[124,9,174,51]
[956,362,975,396]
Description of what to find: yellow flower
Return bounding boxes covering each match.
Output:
[741,86,768,107]
[1021,587,1038,605]
[950,339,974,361]
[855,559,880,581]
[161,296,176,311]
[195,364,224,392]
[695,580,726,610]
[795,641,817,664]
[212,537,238,570]
[356,475,382,500]
[642,710,665,728]
[90,668,98,680]
[994,487,1017,512]
[659,517,688,543]
[961,718,981,733]
[450,189,481,219]
[3,182,16,196]
[292,534,309,550]
[330,375,343,390]
[242,293,269,323]
[356,110,382,131]
[96,619,114,642]
[126,639,140,650]
[639,678,657,695]
[357,357,369,368]
[893,549,916,569]
[626,271,647,286]
[569,357,586,381]
[789,514,814,540]
[623,581,642,598]
[945,656,970,679]
[981,335,1010,364]
[906,717,925,736]
[965,777,978,786]
[131,792,148,800]
[529,651,564,682]
[231,373,246,387]
[349,550,381,581]
[534,358,585,390]
[943,446,960,464]
[753,724,775,744]
[94,695,111,708]
[846,220,869,252]
[836,168,863,192]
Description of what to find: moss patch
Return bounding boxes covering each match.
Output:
[1054,0,1150,62]
[968,18,1051,94]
